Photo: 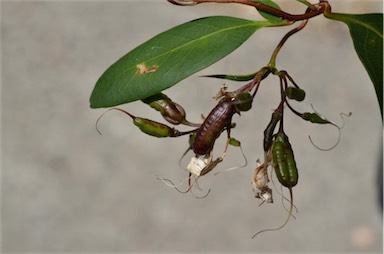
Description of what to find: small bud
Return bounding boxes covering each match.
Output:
[234,92,252,112]
[229,137,241,147]
[142,93,186,125]
[285,87,305,101]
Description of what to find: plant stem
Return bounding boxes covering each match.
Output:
[278,75,286,133]
[168,0,328,21]
[268,19,308,68]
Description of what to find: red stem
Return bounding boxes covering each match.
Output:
[168,0,329,21]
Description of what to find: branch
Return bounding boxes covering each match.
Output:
[168,0,329,21]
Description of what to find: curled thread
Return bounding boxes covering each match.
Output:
[269,166,299,215]
[308,128,341,151]
[308,105,352,151]
[252,188,294,239]
[156,174,211,199]
[214,143,248,175]
[95,108,135,135]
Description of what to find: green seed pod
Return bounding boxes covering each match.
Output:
[188,133,196,147]
[234,92,252,112]
[302,112,329,124]
[142,93,186,125]
[285,87,306,101]
[229,137,241,147]
[263,111,282,152]
[96,107,190,138]
[272,132,298,188]
[133,117,176,138]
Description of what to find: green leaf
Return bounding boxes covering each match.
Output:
[325,12,383,118]
[251,0,283,23]
[294,0,313,8]
[203,72,257,81]
[90,16,281,108]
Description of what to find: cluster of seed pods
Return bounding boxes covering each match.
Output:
[96,87,252,196]
[250,69,351,237]
[96,65,350,237]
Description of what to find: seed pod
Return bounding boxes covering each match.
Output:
[133,117,177,137]
[302,112,329,124]
[192,100,235,156]
[186,155,223,177]
[229,137,241,147]
[96,108,188,138]
[272,132,298,188]
[187,156,211,176]
[142,93,186,125]
[263,111,282,152]
[285,87,305,101]
[252,159,273,204]
[200,157,223,176]
[234,92,252,112]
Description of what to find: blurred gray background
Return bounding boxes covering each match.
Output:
[2,0,382,253]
